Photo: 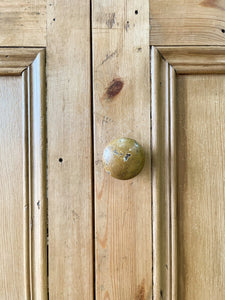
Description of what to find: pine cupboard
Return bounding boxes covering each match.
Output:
[0,0,224,299]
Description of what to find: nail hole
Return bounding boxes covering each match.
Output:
[221,29,225,33]
[5,55,9,58]
[53,18,56,21]
[59,158,63,163]
[135,10,138,14]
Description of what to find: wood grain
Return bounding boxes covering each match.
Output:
[0,76,25,299]
[177,74,225,299]
[0,50,47,299]
[0,0,46,47]
[0,48,45,76]
[93,1,152,299]
[150,0,225,45]
[29,50,47,300]
[151,47,177,300]
[0,48,42,68]
[158,46,225,74]
[47,0,93,299]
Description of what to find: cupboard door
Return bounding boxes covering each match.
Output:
[0,50,47,299]
[152,47,225,300]
[0,1,94,299]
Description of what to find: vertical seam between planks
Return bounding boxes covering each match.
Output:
[90,1,96,299]
[150,46,154,300]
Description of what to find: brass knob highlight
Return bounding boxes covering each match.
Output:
[102,138,145,180]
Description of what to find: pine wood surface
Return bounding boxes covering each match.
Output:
[150,0,225,45]
[177,74,225,299]
[0,0,46,47]
[1,1,225,299]
[92,1,152,299]
[47,0,94,299]
[0,77,25,299]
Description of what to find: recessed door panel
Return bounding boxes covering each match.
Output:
[177,74,225,299]
[0,76,26,299]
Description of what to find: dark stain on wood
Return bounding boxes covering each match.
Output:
[200,0,225,10]
[106,12,115,28]
[101,50,118,65]
[125,20,130,32]
[136,279,145,300]
[106,78,124,99]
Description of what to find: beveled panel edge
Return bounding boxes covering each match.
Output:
[0,48,45,75]
[22,69,31,300]
[157,46,225,74]
[21,49,47,300]
[151,46,177,300]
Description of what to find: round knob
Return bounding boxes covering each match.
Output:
[102,137,145,180]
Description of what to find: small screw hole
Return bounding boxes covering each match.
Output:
[53,18,56,21]
[59,158,63,163]
[135,10,138,15]
[221,29,225,33]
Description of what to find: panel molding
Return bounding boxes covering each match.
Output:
[0,48,44,75]
[8,49,47,299]
[157,46,225,74]
[151,46,225,300]
[151,47,177,300]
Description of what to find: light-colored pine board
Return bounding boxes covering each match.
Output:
[0,76,25,299]
[0,52,47,299]
[0,67,26,75]
[177,74,225,299]
[0,48,45,76]
[0,48,42,68]
[47,0,93,299]
[151,47,177,300]
[0,0,46,47]
[92,1,152,299]
[29,50,47,300]
[150,0,225,45]
[158,46,225,74]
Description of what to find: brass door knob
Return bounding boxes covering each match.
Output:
[102,138,145,180]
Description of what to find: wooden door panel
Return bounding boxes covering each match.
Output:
[0,49,47,299]
[177,74,225,299]
[0,76,25,299]
[152,47,225,300]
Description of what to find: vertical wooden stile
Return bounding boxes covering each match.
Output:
[92,1,152,299]
[47,1,94,298]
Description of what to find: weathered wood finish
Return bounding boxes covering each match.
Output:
[92,1,152,299]
[150,0,225,45]
[177,74,225,300]
[2,0,225,299]
[158,46,225,74]
[152,46,225,300]
[151,47,177,300]
[29,50,47,300]
[0,48,43,75]
[47,0,94,299]
[0,0,46,47]
[0,76,25,299]
[0,50,47,299]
